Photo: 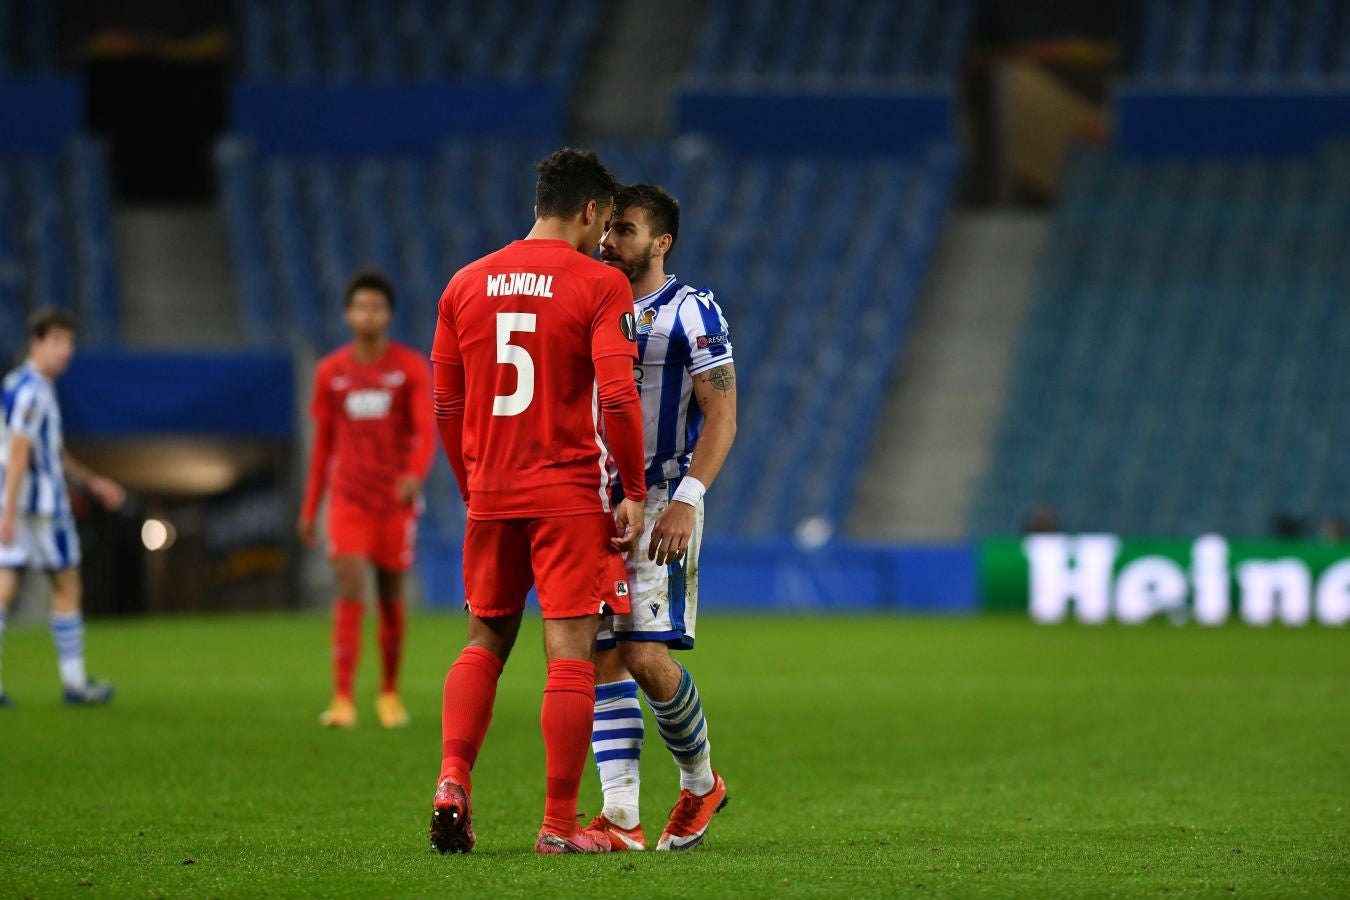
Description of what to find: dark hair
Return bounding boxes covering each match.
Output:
[615,183,681,260]
[28,307,78,340]
[343,267,396,311]
[535,148,619,220]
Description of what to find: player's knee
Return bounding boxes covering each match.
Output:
[543,616,599,662]
[618,641,675,685]
[331,557,367,600]
[467,612,521,661]
[595,646,631,683]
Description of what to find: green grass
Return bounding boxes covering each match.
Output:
[1,612,1346,898]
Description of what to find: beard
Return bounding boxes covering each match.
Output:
[604,243,654,284]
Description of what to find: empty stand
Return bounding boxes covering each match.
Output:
[689,0,972,83]
[0,138,120,356]
[1131,0,1350,86]
[237,0,601,84]
[217,137,959,540]
[972,145,1350,536]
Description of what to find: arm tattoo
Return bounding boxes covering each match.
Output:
[698,364,736,400]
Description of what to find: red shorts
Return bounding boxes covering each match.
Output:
[327,501,419,572]
[462,513,632,619]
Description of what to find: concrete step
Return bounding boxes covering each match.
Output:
[851,211,1048,541]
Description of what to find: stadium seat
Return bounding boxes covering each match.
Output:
[686,0,972,84]
[973,146,1350,537]
[1129,0,1350,85]
[218,136,958,541]
[236,0,601,84]
[0,141,119,358]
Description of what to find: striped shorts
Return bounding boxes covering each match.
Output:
[597,485,702,651]
[0,513,82,571]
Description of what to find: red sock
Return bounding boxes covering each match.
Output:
[377,597,405,694]
[332,598,363,700]
[540,658,597,835]
[439,645,505,793]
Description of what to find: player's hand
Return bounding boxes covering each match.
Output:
[87,476,126,511]
[0,515,13,547]
[297,517,318,550]
[612,498,644,552]
[648,500,695,566]
[395,474,423,505]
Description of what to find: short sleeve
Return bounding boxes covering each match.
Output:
[591,269,639,362]
[431,280,463,366]
[680,289,734,375]
[6,380,42,441]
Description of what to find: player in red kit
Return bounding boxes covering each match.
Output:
[299,268,435,730]
[428,149,647,855]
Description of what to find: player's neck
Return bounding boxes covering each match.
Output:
[525,218,585,251]
[351,335,388,363]
[631,266,669,301]
[26,356,57,381]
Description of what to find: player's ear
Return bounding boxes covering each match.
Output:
[582,198,598,225]
[656,233,673,257]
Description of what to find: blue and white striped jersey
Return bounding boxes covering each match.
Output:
[1,361,70,517]
[629,275,734,487]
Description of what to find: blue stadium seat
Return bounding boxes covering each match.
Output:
[237,0,602,84]
[687,0,972,84]
[0,139,119,356]
[219,136,958,541]
[1130,0,1350,85]
[973,146,1350,537]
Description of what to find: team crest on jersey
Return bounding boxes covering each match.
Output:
[636,308,656,336]
[619,312,637,342]
[380,370,406,387]
[615,580,630,597]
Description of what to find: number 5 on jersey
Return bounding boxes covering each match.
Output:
[494,312,536,417]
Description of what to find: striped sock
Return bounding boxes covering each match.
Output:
[592,679,643,829]
[647,665,714,796]
[49,611,88,690]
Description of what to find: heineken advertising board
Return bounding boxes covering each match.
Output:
[979,534,1350,626]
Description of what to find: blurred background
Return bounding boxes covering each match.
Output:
[1,0,1347,625]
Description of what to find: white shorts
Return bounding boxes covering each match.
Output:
[0,514,82,572]
[597,487,703,651]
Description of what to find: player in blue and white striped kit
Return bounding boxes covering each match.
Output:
[0,309,124,706]
[587,185,738,851]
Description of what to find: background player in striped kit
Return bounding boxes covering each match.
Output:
[588,184,738,851]
[0,308,124,706]
[299,269,436,729]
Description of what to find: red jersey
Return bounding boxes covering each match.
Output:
[432,239,641,519]
[301,341,436,521]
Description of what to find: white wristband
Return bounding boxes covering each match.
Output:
[671,475,706,507]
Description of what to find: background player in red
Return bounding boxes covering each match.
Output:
[428,148,647,855]
[298,268,435,730]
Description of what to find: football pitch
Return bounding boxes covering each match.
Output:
[1,612,1346,898]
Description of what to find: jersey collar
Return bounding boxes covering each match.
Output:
[22,359,52,385]
[635,274,677,306]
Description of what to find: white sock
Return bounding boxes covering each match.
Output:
[592,679,643,828]
[647,664,715,795]
[49,611,87,689]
